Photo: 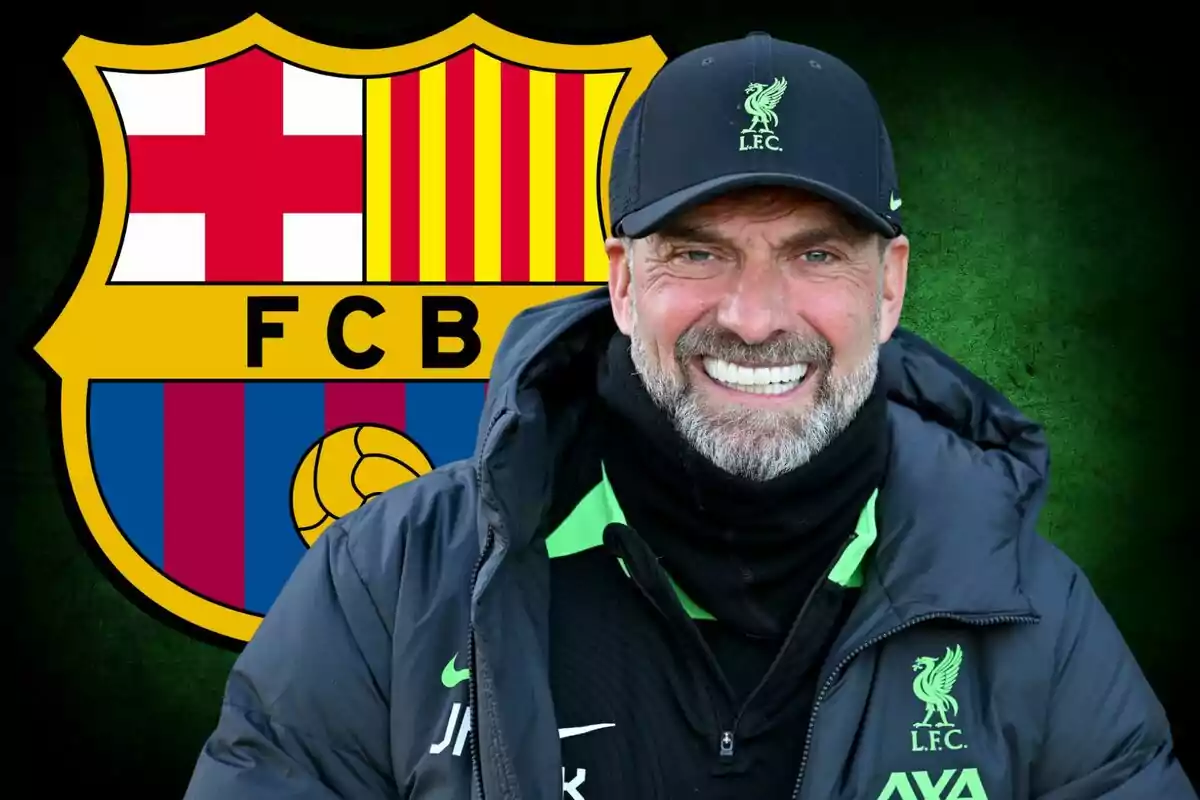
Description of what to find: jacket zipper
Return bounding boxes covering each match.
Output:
[789,612,1038,800]
[468,408,509,800]
[614,533,737,749]
[467,523,494,800]
[717,534,857,762]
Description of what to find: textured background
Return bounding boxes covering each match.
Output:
[8,3,1196,795]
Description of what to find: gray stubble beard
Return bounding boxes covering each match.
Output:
[627,289,882,482]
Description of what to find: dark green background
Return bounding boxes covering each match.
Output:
[9,4,1196,796]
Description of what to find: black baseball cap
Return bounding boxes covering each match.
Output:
[609,32,903,239]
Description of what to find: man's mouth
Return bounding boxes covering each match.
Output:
[700,357,809,396]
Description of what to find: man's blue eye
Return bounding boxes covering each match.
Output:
[684,251,713,261]
[803,250,832,263]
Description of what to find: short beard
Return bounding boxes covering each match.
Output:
[628,293,882,482]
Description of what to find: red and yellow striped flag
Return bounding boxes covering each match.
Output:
[367,49,625,285]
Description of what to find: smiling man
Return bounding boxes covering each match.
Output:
[184,32,1195,800]
[611,189,898,482]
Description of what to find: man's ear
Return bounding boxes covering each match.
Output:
[877,234,909,343]
[607,236,634,335]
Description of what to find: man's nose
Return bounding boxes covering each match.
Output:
[714,259,790,344]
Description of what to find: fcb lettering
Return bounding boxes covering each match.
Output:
[246,292,483,371]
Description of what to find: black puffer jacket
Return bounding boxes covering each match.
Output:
[184,287,1195,799]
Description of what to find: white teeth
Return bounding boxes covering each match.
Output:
[701,357,809,393]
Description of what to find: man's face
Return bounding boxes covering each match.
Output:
[607,187,909,481]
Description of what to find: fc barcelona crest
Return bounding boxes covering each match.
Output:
[33,14,665,643]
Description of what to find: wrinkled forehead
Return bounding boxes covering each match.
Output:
[652,185,874,245]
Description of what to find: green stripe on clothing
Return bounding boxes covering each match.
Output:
[546,462,879,618]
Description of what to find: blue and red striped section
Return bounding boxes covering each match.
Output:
[88,380,487,615]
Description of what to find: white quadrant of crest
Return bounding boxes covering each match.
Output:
[112,213,206,281]
[283,213,363,281]
[282,64,362,135]
[104,68,206,135]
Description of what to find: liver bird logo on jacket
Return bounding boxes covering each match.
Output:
[912,644,963,729]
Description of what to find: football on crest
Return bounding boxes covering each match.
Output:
[290,424,434,545]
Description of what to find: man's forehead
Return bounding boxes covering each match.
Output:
[656,187,867,242]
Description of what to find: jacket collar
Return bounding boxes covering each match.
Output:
[871,325,1047,619]
[542,461,882,619]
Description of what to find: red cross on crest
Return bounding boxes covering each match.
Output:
[125,49,363,281]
